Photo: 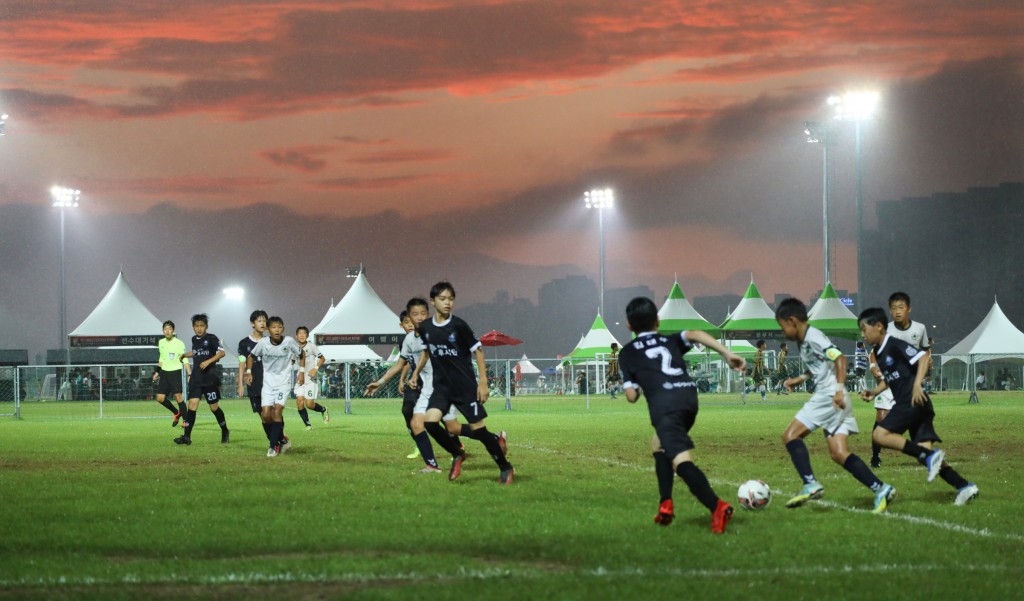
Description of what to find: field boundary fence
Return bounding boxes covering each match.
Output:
[1,355,1017,420]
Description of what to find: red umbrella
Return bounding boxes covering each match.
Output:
[479,330,524,347]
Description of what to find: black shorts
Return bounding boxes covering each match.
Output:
[854,367,866,376]
[156,369,183,396]
[428,384,488,424]
[651,404,699,459]
[188,378,221,405]
[879,397,941,444]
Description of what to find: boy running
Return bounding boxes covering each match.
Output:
[238,310,284,447]
[153,320,188,427]
[617,297,743,533]
[774,342,790,395]
[412,282,513,484]
[776,299,895,513]
[247,316,303,457]
[175,314,229,446]
[294,326,329,430]
[858,308,979,505]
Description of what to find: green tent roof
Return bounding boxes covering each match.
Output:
[719,280,781,338]
[808,283,860,340]
[658,281,720,335]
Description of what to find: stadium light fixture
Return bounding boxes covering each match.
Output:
[584,188,614,315]
[51,186,81,208]
[222,287,245,300]
[804,121,834,288]
[50,185,81,365]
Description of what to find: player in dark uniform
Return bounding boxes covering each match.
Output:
[858,308,978,505]
[175,313,229,446]
[412,281,514,484]
[617,297,745,533]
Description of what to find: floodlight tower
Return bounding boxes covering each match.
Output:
[0,113,8,136]
[51,186,81,364]
[584,188,613,316]
[830,91,879,305]
[804,121,835,288]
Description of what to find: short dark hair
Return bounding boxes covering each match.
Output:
[429,281,455,299]
[191,313,208,326]
[780,342,788,350]
[858,307,888,328]
[775,298,807,322]
[856,340,865,348]
[162,320,175,330]
[625,297,659,332]
[399,310,409,321]
[610,343,619,350]
[268,316,284,327]
[250,309,268,323]
[756,339,766,349]
[406,297,429,311]
[295,326,309,335]
[888,292,911,307]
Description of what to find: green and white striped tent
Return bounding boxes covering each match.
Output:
[808,282,860,340]
[566,314,621,360]
[658,281,720,336]
[718,280,782,339]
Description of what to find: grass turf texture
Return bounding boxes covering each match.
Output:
[0,392,1021,600]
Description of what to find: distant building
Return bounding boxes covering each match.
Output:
[861,182,1024,351]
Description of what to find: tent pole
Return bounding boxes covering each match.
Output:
[504,360,512,411]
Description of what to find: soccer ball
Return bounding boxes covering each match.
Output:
[737,479,772,510]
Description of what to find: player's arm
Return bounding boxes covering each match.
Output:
[236,350,247,395]
[365,357,408,396]
[618,354,640,403]
[860,351,887,400]
[685,330,746,372]
[474,346,489,403]
[310,354,325,378]
[830,351,847,409]
[398,361,411,394]
[201,348,225,370]
[910,350,929,406]
[409,350,429,389]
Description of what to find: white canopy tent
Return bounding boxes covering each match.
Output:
[69,271,162,348]
[941,299,1024,398]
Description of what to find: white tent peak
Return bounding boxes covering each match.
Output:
[316,271,403,337]
[942,299,1024,362]
[70,271,162,344]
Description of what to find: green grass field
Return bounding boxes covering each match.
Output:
[1,392,1021,600]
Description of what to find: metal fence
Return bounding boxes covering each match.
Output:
[1,355,1019,419]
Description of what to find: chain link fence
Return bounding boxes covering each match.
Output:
[2,355,1018,419]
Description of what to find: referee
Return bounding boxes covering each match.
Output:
[153,320,188,427]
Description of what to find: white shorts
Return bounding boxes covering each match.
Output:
[261,383,290,407]
[794,391,859,436]
[294,378,318,400]
[874,388,895,411]
[412,380,459,421]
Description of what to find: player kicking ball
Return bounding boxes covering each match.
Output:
[247,316,303,457]
[776,299,895,513]
[617,297,744,534]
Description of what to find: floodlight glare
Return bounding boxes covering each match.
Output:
[584,188,613,209]
[831,91,880,121]
[222,287,244,300]
[50,186,81,208]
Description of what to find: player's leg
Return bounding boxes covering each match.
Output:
[466,419,514,484]
[914,423,977,503]
[176,377,203,444]
[826,432,893,512]
[782,414,822,506]
[303,383,329,423]
[650,433,675,525]
[260,402,278,456]
[409,412,440,472]
[871,403,891,467]
[272,400,289,454]
[661,411,731,533]
[295,395,312,430]
[206,389,229,443]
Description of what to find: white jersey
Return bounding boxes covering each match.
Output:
[402,331,433,380]
[888,320,929,350]
[297,340,324,376]
[798,326,843,397]
[251,336,302,389]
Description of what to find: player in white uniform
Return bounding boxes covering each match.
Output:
[776,298,894,513]
[247,316,303,457]
[365,298,469,473]
[294,326,330,430]
[864,291,931,468]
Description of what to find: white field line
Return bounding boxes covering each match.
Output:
[516,443,1024,543]
[2,562,1018,588]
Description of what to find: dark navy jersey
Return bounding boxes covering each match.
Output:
[871,334,927,405]
[419,315,481,394]
[237,335,264,391]
[618,332,697,417]
[190,333,223,385]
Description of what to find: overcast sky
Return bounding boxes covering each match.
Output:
[1,1,1022,355]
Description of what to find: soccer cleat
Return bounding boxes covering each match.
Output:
[785,482,825,508]
[497,430,509,457]
[279,437,292,455]
[449,452,466,481]
[306,424,313,431]
[173,435,192,446]
[499,466,515,485]
[873,484,896,514]
[407,446,421,459]
[418,465,443,474]
[654,499,675,526]
[925,449,945,482]
[711,500,734,534]
[267,446,279,458]
[954,483,979,506]
[323,408,330,423]
[172,411,181,428]
[221,429,230,444]
[870,456,882,468]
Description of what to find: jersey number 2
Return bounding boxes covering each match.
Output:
[645,347,684,376]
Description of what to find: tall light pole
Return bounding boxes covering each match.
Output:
[830,91,879,306]
[0,113,8,136]
[804,122,834,287]
[584,188,613,316]
[51,186,80,365]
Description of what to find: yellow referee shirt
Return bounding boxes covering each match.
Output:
[158,337,186,371]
